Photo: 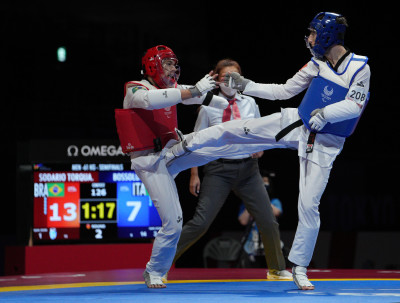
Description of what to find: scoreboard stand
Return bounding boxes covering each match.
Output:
[4,243,153,275]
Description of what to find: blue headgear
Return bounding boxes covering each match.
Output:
[306,12,347,59]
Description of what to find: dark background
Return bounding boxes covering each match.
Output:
[1,1,399,271]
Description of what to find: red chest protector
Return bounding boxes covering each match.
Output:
[115,81,179,153]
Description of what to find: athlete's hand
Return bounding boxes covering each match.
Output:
[222,72,250,91]
[189,174,201,197]
[251,151,264,158]
[309,108,327,132]
[190,72,218,97]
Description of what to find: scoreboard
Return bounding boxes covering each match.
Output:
[32,163,161,243]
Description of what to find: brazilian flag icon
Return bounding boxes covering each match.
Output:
[48,183,65,197]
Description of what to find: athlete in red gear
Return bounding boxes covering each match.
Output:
[116,45,228,288]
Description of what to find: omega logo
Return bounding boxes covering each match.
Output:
[67,145,124,157]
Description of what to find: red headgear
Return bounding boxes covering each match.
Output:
[141,45,180,88]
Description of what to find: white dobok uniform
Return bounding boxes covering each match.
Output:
[167,53,370,267]
[124,79,212,277]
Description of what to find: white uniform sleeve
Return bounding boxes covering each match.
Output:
[193,106,210,132]
[324,64,371,123]
[243,61,317,100]
[123,85,182,110]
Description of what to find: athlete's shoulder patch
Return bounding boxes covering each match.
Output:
[356,81,365,88]
[131,85,148,94]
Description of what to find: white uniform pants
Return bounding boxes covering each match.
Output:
[167,112,297,176]
[288,157,331,266]
[132,158,183,277]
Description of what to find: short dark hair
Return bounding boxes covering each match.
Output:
[336,15,349,27]
[316,12,348,28]
[336,15,348,40]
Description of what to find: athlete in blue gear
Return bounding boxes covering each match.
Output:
[222,12,370,290]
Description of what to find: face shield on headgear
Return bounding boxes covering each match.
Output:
[141,45,181,89]
[305,12,346,59]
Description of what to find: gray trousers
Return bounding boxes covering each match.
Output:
[173,158,286,270]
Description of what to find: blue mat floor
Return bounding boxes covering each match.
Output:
[1,280,400,303]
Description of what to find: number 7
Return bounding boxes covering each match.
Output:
[126,201,141,222]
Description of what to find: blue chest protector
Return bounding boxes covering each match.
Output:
[298,76,369,137]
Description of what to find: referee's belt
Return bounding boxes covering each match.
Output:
[216,157,253,164]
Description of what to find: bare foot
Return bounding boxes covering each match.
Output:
[143,271,166,288]
[300,285,315,290]
[147,283,166,289]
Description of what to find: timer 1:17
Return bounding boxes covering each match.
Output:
[81,201,116,221]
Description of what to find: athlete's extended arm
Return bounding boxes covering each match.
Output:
[223,62,316,100]
[124,74,217,110]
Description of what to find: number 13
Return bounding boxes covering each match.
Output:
[49,202,77,222]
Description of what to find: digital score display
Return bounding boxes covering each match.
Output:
[32,163,161,243]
